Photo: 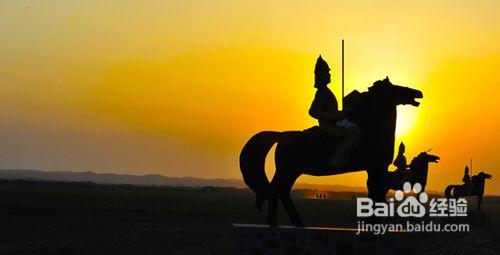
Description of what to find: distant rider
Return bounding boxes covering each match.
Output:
[462,166,471,190]
[393,142,408,173]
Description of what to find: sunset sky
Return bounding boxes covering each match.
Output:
[1,1,499,194]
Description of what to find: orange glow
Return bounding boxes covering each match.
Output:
[0,1,498,194]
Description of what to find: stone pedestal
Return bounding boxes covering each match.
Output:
[232,223,425,255]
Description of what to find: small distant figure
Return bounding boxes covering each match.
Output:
[462,166,471,187]
[387,150,440,193]
[445,171,492,211]
[315,193,327,199]
[393,142,408,173]
[308,55,361,168]
[462,166,471,193]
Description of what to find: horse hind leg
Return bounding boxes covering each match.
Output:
[477,194,483,211]
[278,174,304,227]
[266,178,279,227]
[266,168,304,227]
[281,194,304,227]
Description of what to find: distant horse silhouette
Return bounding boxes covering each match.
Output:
[445,172,492,211]
[386,151,440,192]
[240,77,423,226]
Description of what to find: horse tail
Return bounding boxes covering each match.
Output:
[444,185,455,198]
[239,131,281,211]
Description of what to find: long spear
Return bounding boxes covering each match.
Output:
[470,159,473,176]
[342,39,345,109]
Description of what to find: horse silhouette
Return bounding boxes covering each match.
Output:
[386,151,440,192]
[240,77,423,226]
[445,172,492,211]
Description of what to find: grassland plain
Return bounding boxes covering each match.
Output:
[0,180,498,255]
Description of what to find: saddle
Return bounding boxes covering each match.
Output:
[461,183,474,194]
[299,125,367,168]
[303,126,339,143]
[301,126,347,158]
[303,125,321,134]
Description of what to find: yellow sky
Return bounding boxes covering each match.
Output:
[0,1,499,194]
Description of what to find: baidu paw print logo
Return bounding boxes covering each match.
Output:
[356,182,432,218]
[395,182,428,218]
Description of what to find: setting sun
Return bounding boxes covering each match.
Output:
[396,106,420,140]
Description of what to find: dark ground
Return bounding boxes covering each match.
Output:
[0,180,498,255]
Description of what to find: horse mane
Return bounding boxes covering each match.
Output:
[343,90,369,120]
[344,77,394,114]
[471,172,485,181]
[345,86,395,127]
[409,153,425,169]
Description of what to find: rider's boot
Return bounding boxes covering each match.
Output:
[328,130,361,168]
[329,152,349,168]
[329,139,351,167]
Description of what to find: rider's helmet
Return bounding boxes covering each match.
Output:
[314,55,331,88]
[398,142,405,154]
[464,166,469,174]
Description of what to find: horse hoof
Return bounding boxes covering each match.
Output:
[267,219,278,227]
[295,222,306,228]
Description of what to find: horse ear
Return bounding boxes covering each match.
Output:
[384,76,392,85]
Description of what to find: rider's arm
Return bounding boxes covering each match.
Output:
[309,91,346,121]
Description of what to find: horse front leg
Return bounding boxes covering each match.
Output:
[367,167,389,202]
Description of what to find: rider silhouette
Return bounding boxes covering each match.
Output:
[393,142,408,173]
[462,166,471,187]
[309,55,361,167]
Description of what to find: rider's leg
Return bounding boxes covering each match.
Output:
[318,123,361,167]
[329,127,362,167]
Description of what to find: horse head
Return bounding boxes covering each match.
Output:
[410,151,440,170]
[419,151,440,163]
[408,151,440,188]
[368,77,423,107]
[476,172,492,181]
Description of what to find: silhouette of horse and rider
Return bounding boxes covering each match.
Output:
[240,55,423,226]
[445,166,492,211]
[386,143,440,193]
